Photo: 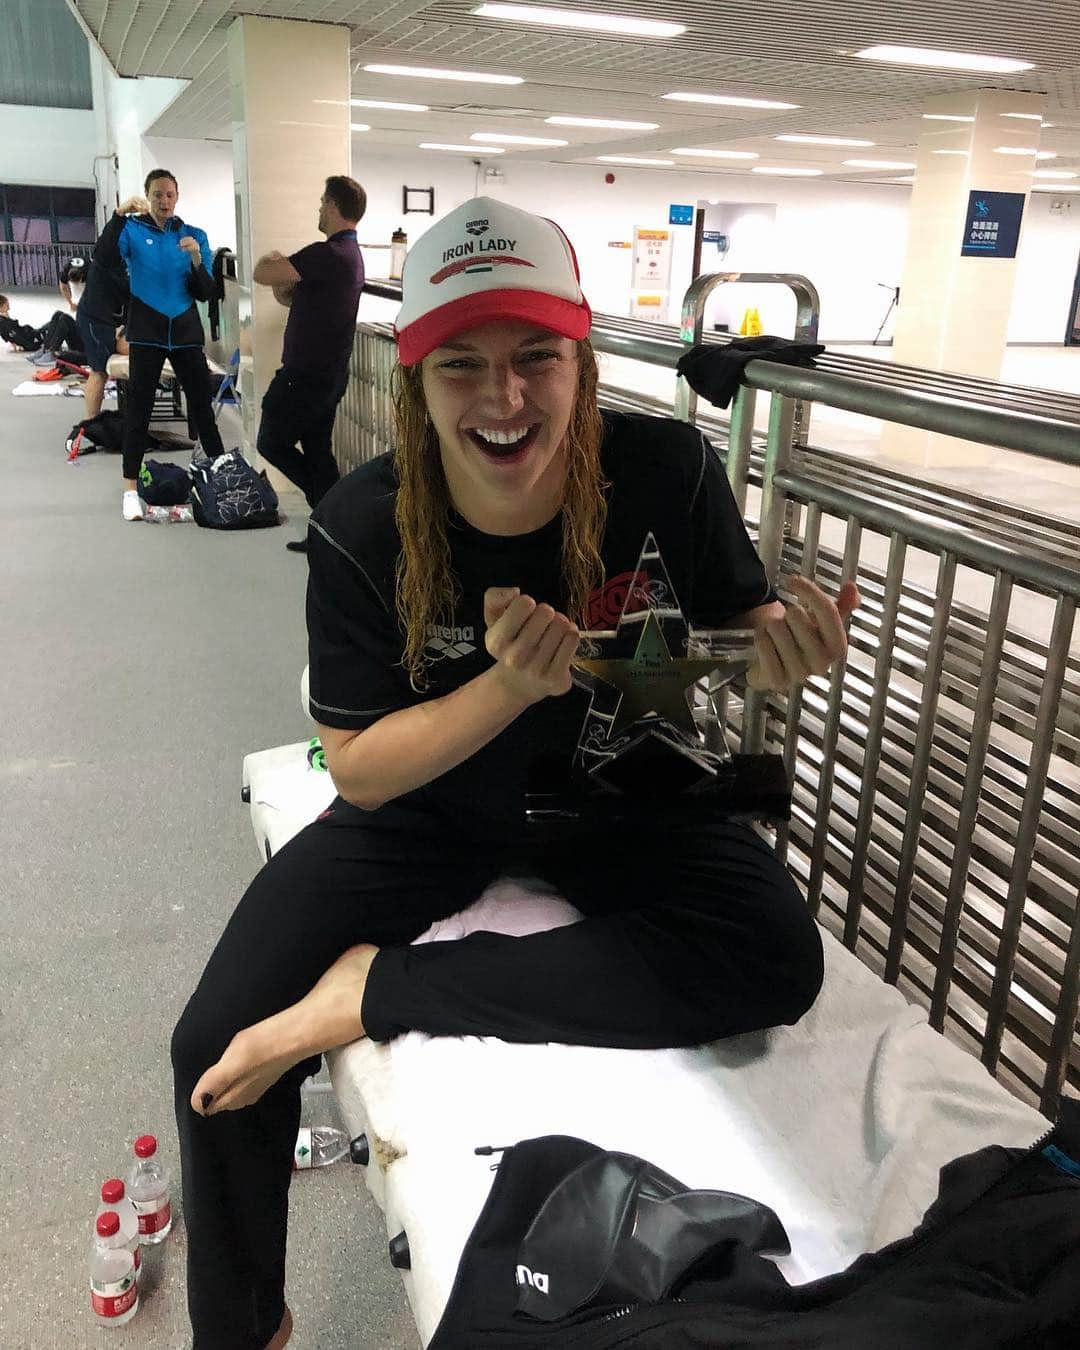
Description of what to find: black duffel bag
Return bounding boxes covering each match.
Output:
[190,449,280,530]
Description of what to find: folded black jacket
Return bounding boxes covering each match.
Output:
[676,336,826,409]
[429,1100,1080,1348]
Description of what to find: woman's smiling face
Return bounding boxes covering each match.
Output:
[420,318,579,534]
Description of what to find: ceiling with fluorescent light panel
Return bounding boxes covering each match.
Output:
[69,0,1080,184]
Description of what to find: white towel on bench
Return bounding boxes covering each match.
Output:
[329,882,1047,1344]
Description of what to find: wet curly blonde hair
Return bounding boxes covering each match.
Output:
[391,339,607,687]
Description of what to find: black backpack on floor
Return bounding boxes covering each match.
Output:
[66,411,165,458]
[190,450,280,530]
[66,411,125,456]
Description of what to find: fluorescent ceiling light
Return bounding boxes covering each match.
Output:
[843,159,915,169]
[922,114,975,122]
[472,4,685,37]
[1000,112,1043,120]
[547,115,658,129]
[670,147,758,159]
[350,98,430,111]
[994,146,1057,158]
[470,131,568,145]
[420,142,506,152]
[350,123,370,131]
[776,134,874,146]
[888,176,915,184]
[752,166,823,176]
[855,45,1033,74]
[663,91,799,110]
[597,155,675,165]
[932,149,969,156]
[1034,169,1078,178]
[363,63,523,84]
[1031,184,1080,193]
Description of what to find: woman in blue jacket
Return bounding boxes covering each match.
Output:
[95,169,226,521]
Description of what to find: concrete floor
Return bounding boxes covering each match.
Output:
[0,291,417,1348]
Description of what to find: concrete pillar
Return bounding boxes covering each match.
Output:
[228,15,351,462]
[884,88,1044,467]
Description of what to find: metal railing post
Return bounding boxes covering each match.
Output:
[742,389,796,754]
[675,271,821,444]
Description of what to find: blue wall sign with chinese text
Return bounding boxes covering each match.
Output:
[960,191,1025,259]
[669,203,694,225]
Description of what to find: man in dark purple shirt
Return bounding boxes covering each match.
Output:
[253,175,366,552]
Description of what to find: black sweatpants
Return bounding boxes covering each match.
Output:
[38,310,80,354]
[255,365,346,508]
[171,800,823,1349]
[123,342,225,480]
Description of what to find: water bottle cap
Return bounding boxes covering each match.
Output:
[101,1179,125,1203]
[134,1134,157,1158]
[96,1211,120,1237]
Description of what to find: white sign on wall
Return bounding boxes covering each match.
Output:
[630,226,672,321]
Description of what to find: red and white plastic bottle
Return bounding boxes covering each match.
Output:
[96,1178,141,1276]
[90,1211,139,1325]
[126,1135,172,1244]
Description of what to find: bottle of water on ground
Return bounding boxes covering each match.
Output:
[293,1125,350,1170]
[97,1178,141,1276]
[142,503,194,523]
[126,1135,172,1243]
[90,1211,139,1325]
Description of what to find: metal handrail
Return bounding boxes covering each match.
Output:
[0,240,71,288]
[581,323,1080,466]
[678,270,822,347]
[341,272,1080,1113]
[675,271,821,440]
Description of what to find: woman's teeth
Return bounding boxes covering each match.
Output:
[474,426,532,446]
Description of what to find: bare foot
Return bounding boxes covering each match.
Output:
[265,1303,293,1349]
[191,944,378,1115]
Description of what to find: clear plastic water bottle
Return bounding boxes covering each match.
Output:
[126,1135,172,1243]
[293,1125,350,1170]
[389,227,408,281]
[90,1211,139,1325]
[143,503,193,523]
[97,1179,141,1276]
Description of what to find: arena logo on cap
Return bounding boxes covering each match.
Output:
[430,234,535,284]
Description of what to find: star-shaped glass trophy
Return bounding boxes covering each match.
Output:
[525,534,790,827]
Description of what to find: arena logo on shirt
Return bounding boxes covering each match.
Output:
[584,570,658,629]
[424,622,477,660]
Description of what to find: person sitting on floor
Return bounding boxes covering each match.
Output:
[0,295,45,352]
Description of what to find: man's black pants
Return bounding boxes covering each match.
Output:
[256,365,347,508]
[171,801,823,1348]
[122,343,225,480]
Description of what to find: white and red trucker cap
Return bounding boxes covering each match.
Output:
[394,196,592,366]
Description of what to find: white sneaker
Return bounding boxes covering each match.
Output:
[122,489,144,522]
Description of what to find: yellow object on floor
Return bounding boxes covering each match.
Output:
[739,307,763,337]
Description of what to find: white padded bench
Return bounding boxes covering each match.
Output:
[106,352,226,428]
[241,679,1048,1345]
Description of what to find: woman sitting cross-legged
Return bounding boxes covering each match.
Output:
[171,196,860,1350]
